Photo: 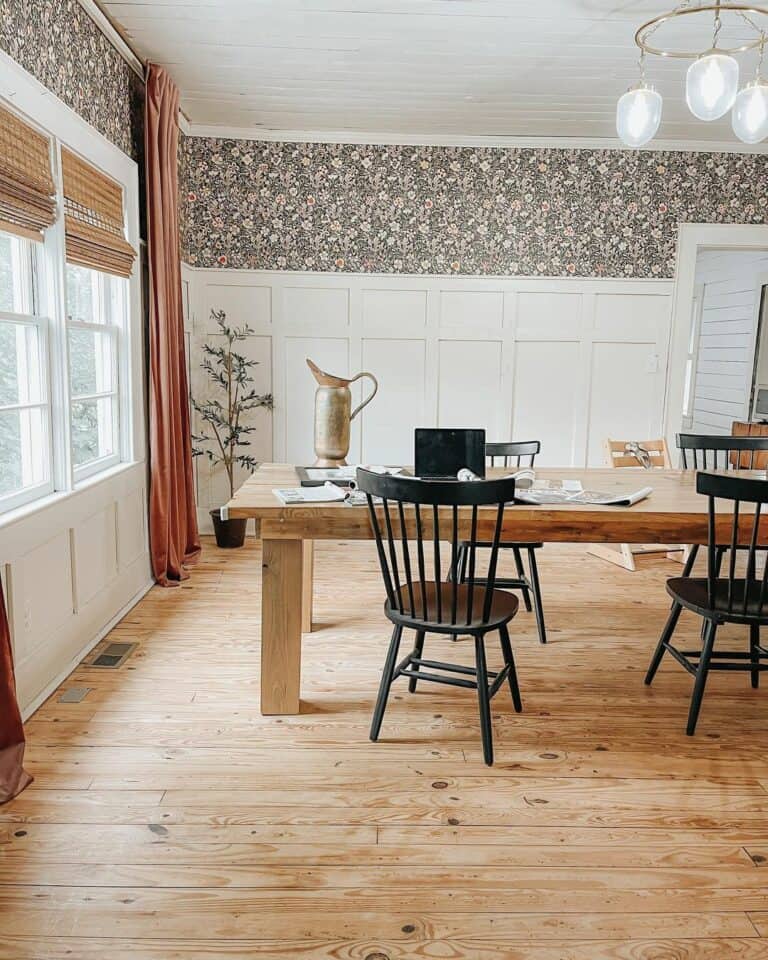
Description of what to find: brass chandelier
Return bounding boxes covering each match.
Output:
[617,0,768,146]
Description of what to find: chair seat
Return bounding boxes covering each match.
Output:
[461,540,544,549]
[387,581,519,632]
[667,577,768,623]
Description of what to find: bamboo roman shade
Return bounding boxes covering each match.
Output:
[62,148,136,278]
[0,105,57,242]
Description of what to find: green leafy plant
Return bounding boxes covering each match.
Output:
[192,309,273,500]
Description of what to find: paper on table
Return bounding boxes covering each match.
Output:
[273,482,347,505]
[516,483,653,506]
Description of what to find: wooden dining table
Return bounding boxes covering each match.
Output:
[224,463,766,715]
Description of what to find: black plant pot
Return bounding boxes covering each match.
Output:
[210,509,248,549]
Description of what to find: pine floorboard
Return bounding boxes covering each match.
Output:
[3,538,768,959]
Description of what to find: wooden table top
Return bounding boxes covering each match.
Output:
[225,463,767,544]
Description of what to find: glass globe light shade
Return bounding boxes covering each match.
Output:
[616,85,663,147]
[686,53,739,120]
[732,81,768,143]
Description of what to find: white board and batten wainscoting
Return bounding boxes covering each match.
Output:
[0,52,152,717]
[182,267,674,528]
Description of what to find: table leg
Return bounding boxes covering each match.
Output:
[302,539,314,634]
[261,537,303,715]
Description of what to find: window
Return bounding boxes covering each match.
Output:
[0,97,138,519]
[0,231,53,511]
[66,264,123,479]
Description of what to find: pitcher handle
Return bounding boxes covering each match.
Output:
[349,371,378,421]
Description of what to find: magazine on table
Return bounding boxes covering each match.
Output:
[515,480,653,507]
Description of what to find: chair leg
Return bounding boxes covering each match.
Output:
[474,636,494,766]
[527,547,547,645]
[370,625,403,742]
[409,630,425,693]
[499,623,522,713]
[645,602,684,685]
[512,548,532,611]
[687,620,717,736]
[751,623,760,690]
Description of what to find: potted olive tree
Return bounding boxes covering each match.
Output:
[192,309,273,548]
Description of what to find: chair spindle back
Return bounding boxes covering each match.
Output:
[697,471,768,616]
[678,433,768,471]
[485,440,540,470]
[356,469,516,628]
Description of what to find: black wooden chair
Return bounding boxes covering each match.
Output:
[669,433,768,579]
[455,441,546,644]
[645,471,768,735]
[356,468,522,765]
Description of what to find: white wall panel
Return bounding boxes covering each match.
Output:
[587,342,664,466]
[361,339,426,464]
[440,290,503,333]
[204,283,271,330]
[188,269,674,517]
[363,289,427,330]
[516,291,582,339]
[438,340,504,436]
[284,286,348,325]
[10,533,73,662]
[284,337,349,464]
[117,487,146,570]
[594,292,669,338]
[74,505,118,608]
[512,341,581,466]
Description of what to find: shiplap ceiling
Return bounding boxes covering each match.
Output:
[105,0,768,143]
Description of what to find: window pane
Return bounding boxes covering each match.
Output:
[68,327,115,396]
[0,321,44,406]
[66,264,100,324]
[0,407,48,498]
[71,396,116,468]
[0,232,31,314]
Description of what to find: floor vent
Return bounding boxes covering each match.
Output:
[88,641,138,669]
[58,686,92,703]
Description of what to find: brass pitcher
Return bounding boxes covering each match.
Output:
[307,358,378,467]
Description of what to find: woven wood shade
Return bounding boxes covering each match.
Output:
[62,148,136,278]
[0,105,56,242]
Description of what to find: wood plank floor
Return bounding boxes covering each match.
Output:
[3,538,768,959]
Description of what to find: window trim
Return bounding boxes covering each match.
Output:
[0,259,55,514]
[0,62,143,520]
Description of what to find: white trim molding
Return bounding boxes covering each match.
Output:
[184,122,768,154]
[76,0,145,79]
[664,223,768,453]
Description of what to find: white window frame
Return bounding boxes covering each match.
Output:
[0,236,56,513]
[66,266,124,482]
[0,59,143,523]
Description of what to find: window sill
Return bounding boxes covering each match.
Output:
[0,460,144,533]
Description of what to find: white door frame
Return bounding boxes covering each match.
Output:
[664,222,768,455]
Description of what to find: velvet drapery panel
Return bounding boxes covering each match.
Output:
[145,63,200,585]
[0,581,32,804]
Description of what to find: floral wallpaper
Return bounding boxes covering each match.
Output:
[0,0,143,161]
[180,137,768,278]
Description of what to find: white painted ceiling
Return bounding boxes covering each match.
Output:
[105,0,768,143]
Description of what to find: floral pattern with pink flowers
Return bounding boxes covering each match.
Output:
[179,137,768,278]
[0,0,143,160]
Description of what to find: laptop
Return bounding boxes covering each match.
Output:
[414,428,486,480]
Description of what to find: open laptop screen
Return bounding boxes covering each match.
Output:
[414,428,486,480]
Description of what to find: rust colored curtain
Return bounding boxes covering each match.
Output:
[0,581,32,803]
[145,63,200,585]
